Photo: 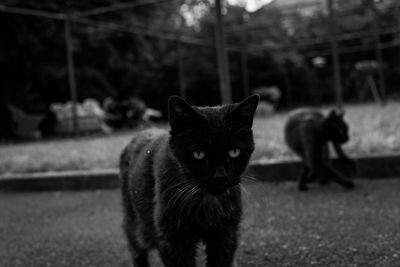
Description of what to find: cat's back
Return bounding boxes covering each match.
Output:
[284,108,325,154]
[119,128,170,248]
[120,128,168,179]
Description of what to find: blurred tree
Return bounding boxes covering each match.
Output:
[0,0,399,119]
[0,0,188,114]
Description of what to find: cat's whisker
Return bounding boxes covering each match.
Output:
[162,181,191,195]
[178,186,200,218]
[162,177,202,218]
[239,182,262,209]
[240,174,259,183]
[177,185,196,210]
[239,183,250,204]
[240,175,269,202]
[232,184,242,196]
[162,183,183,195]
[168,183,192,212]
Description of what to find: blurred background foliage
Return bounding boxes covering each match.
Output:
[0,0,399,116]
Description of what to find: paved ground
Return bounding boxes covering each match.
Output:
[1,179,400,267]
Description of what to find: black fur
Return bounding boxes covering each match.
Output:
[120,95,259,267]
[284,108,356,191]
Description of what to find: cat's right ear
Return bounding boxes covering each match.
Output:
[168,96,196,131]
[231,94,259,130]
[327,109,338,119]
[328,109,345,119]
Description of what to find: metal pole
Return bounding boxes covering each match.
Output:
[64,15,79,136]
[241,51,250,97]
[177,40,187,100]
[398,8,400,66]
[240,33,250,97]
[215,0,232,104]
[393,0,400,66]
[328,0,343,109]
[371,2,386,105]
[75,0,170,18]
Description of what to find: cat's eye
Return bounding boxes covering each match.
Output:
[228,149,240,158]
[193,151,206,160]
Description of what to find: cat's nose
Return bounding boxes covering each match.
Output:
[214,165,227,177]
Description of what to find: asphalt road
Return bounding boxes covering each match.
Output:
[1,179,400,267]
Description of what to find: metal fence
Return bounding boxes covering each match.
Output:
[1,0,399,136]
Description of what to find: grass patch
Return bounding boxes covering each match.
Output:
[1,101,400,175]
[252,101,400,163]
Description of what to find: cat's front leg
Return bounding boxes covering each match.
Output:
[314,163,355,189]
[158,237,197,267]
[297,165,310,191]
[204,228,238,267]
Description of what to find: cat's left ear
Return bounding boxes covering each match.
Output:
[328,109,345,118]
[168,96,196,131]
[231,95,260,130]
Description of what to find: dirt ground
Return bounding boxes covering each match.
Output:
[1,179,400,267]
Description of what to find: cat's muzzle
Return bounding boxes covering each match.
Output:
[199,176,239,195]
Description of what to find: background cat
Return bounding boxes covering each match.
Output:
[284,108,356,191]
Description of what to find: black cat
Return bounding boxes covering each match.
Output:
[284,108,356,191]
[119,95,259,267]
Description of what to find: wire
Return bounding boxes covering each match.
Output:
[0,4,66,20]
[227,2,400,33]
[258,26,400,52]
[0,2,398,57]
[304,41,399,57]
[74,17,248,52]
[74,0,171,18]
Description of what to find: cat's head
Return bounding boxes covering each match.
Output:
[324,109,349,143]
[168,95,259,195]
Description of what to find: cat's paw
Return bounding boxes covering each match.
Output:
[318,178,330,185]
[339,159,358,177]
[298,184,309,192]
[344,181,355,190]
